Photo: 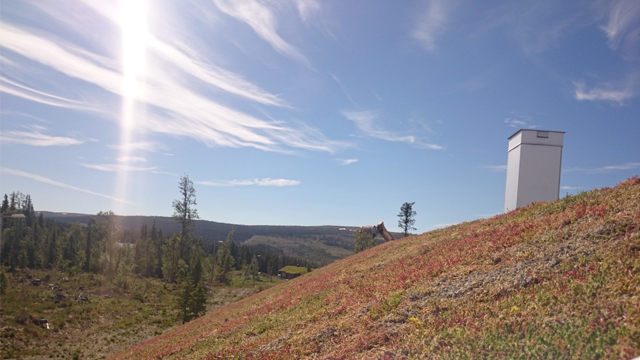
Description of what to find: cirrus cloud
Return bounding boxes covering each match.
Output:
[574,83,633,105]
[196,178,301,187]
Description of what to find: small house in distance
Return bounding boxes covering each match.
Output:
[278,265,307,280]
[504,129,564,212]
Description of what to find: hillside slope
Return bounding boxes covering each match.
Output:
[112,178,640,360]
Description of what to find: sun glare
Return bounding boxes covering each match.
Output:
[116,0,148,215]
[120,0,148,100]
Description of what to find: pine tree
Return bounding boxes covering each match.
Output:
[176,277,207,323]
[9,192,16,211]
[151,221,163,278]
[215,230,236,284]
[397,202,417,237]
[1,194,8,213]
[85,219,96,272]
[162,235,181,282]
[176,277,194,323]
[191,256,203,285]
[250,256,259,281]
[172,175,199,263]
[189,280,207,319]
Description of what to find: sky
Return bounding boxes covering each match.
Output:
[1,0,639,234]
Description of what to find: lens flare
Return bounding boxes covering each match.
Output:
[117,0,148,214]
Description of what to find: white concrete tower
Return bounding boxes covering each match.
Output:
[504,129,564,212]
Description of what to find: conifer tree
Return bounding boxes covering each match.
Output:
[215,230,235,284]
[397,202,417,237]
[172,175,199,263]
[176,277,194,323]
[191,256,203,285]
[162,235,181,282]
[250,256,259,281]
[189,281,207,319]
[1,194,8,213]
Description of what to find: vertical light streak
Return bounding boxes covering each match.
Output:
[117,0,148,214]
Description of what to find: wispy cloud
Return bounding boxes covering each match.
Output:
[292,0,320,23]
[564,162,640,174]
[561,185,583,191]
[213,0,310,66]
[483,165,507,172]
[0,167,131,204]
[196,178,301,187]
[82,163,157,172]
[149,36,289,107]
[0,23,122,94]
[600,0,640,51]
[338,159,358,165]
[1,8,344,154]
[510,6,578,56]
[574,83,633,105]
[331,74,357,107]
[419,143,445,150]
[0,76,101,112]
[343,110,444,149]
[412,0,448,51]
[343,110,415,144]
[0,126,84,147]
[151,170,178,177]
[116,156,147,163]
[108,141,163,152]
[504,115,538,129]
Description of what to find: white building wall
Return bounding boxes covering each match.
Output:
[504,130,564,212]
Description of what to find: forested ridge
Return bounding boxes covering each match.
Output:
[0,191,314,288]
[40,211,362,244]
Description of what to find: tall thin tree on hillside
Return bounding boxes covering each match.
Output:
[172,174,199,262]
[397,202,417,237]
[215,230,236,284]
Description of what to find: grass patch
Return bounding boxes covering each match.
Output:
[279,265,308,274]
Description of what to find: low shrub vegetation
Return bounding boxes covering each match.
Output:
[111,177,640,359]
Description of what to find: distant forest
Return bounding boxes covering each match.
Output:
[39,209,379,265]
[41,211,360,245]
[0,191,315,282]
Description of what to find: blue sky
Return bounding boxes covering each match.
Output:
[1,0,639,233]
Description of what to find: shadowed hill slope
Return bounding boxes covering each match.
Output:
[112,178,640,359]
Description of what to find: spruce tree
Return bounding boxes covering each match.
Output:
[215,242,235,284]
[172,175,199,263]
[1,194,8,213]
[189,280,207,319]
[250,256,259,281]
[397,202,417,237]
[177,277,194,323]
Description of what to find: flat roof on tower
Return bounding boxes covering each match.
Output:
[508,129,565,140]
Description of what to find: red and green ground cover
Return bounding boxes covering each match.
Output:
[112,178,640,359]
